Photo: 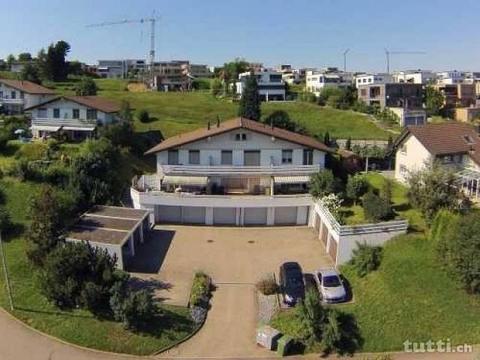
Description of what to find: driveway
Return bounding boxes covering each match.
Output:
[129,226,333,358]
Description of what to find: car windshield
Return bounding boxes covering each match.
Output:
[323,275,341,287]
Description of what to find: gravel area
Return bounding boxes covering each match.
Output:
[257,292,280,324]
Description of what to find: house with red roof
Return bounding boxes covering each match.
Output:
[0,79,56,114]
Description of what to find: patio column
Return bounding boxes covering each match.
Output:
[270,176,274,196]
[139,224,144,244]
[128,235,135,257]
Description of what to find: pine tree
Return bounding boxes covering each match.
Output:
[238,72,261,121]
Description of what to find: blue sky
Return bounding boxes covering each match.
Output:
[1,0,479,72]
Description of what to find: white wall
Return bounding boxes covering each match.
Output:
[395,134,432,182]
[0,82,55,110]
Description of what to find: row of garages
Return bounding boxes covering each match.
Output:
[154,205,310,226]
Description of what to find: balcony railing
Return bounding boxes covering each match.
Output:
[0,97,24,104]
[159,164,321,176]
[32,118,97,129]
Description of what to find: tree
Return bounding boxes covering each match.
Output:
[75,77,97,96]
[17,52,32,62]
[407,163,468,223]
[26,186,69,266]
[309,169,342,199]
[119,100,133,122]
[6,54,15,68]
[137,109,150,123]
[296,289,326,344]
[346,174,369,205]
[0,208,13,235]
[238,72,261,121]
[19,63,41,84]
[425,85,444,116]
[37,40,71,81]
[211,78,223,97]
[362,190,392,222]
[263,110,295,131]
[350,243,383,277]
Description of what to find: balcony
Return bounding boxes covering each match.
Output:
[0,97,24,105]
[158,164,321,177]
[31,118,98,131]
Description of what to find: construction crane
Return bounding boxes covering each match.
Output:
[86,12,160,82]
[384,49,426,74]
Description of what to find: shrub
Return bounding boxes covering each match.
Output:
[120,289,158,331]
[190,305,208,325]
[309,169,342,199]
[256,276,278,295]
[190,271,211,307]
[362,191,391,222]
[296,289,326,345]
[137,109,150,123]
[346,174,369,205]
[350,243,383,277]
[0,208,13,234]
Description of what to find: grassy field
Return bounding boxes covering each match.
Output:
[271,233,480,352]
[0,147,196,355]
[49,78,391,140]
[341,173,425,231]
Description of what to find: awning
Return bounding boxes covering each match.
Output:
[62,126,96,131]
[274,175,310,184]
[31,125,61,132]
[162,175,208,186]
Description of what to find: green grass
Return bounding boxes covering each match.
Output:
[0,174,196,355]
[340,172,426,231]
[47,78,392,140]
[271,234,480,353]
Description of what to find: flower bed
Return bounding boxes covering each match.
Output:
[189,271,212,325]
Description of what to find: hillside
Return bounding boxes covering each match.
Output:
[49,78,392,140]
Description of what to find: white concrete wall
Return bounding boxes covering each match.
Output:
[395,134,432,183]
[155,128,326,169]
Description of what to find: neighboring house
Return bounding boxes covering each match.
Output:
[131,117,332,226]
[455,107,480,122]
[25,95,121,140]
[96,59,147,78]
[152,60,190,91]
[389,107,427,127]
[181,63,212,78]
[394,123,480,200]
[393,69,436,84]
[306,70,353,96]
[236,70,286,101]
[355,73,393,87]
[436,70,467,85]
[434,83,476,108]
[0,79,56,114]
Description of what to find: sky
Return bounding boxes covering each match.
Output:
[1,0,479,72]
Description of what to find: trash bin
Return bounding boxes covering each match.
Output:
[276,335,293,356]
[256,325,281,350]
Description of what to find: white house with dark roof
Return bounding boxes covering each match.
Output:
[131,117,332,226]
[0,79,56,114]
[25,96,122,140]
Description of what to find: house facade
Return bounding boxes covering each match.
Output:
[25,96,121,140]
[0,79,56,114]
[306,70,353,96]
[131,117,331,226]
[236,70,286,101]
[394,122,480,200]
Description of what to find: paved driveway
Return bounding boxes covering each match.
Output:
[129,226,333,358]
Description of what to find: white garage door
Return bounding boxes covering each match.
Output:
[182,206,206,224]
[213,207,236,225]
[156,205,181,223]
[274,207,297,225]
[297,206,309,225]
[244,207,267,226]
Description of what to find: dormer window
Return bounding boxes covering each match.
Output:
[463,135,475,145]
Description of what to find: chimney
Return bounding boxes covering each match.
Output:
[207,121,211,130]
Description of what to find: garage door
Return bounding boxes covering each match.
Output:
[244,207,267,226]
[182,206,205,224]
[156,205,181,223]
[213,207,236,225]
[274,207,297,225]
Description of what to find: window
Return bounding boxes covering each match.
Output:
[0,91,3,98]
[86,109,97,120]
[282,150,293,164]
[244,150,260,166]
[37,108,47,118]
[235,133,247,141]
[20,91,24,99]
[303,149,313,165]
[168,150,179,165]
[221,150,233,165]
[400,145,407,154]
[72,109,80,119]
[10,91,16,99]
[188,150,200,165]
[53,108,60,118]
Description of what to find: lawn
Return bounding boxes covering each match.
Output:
[48,78,392,140]
[340,172,426,232]
[271,234,480,353]
[0,151,196,355]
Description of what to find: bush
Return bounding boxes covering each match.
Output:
[120,289,158,331]
[309,169,342,199]
[190,305,208,325]
[346,174,369,205]
[190,272,211,307]
[137,109,150,123]
[0,208,13,234]
[256,276,278,295]
[350,243,383,277]
[362,191,391,222]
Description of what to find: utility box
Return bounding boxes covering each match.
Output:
[276,335,293,356]
[256,325,281,350]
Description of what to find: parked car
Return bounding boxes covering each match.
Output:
[279,262,305,306]
[314,268,347,303]
[303,272,318,293]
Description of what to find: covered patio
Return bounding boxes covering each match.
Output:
[457,168,480,201]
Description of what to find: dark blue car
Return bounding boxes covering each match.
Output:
[279,262,305,306]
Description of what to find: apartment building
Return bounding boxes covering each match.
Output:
[96,59,147,78]
[355,73,393,87]
[132,117,331,226]
[0,79,56,114]
[436,70,467,85]
[434,83,476,108]
[236,69,286,101]
[393,70,436,84]
[306,69,353,96]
